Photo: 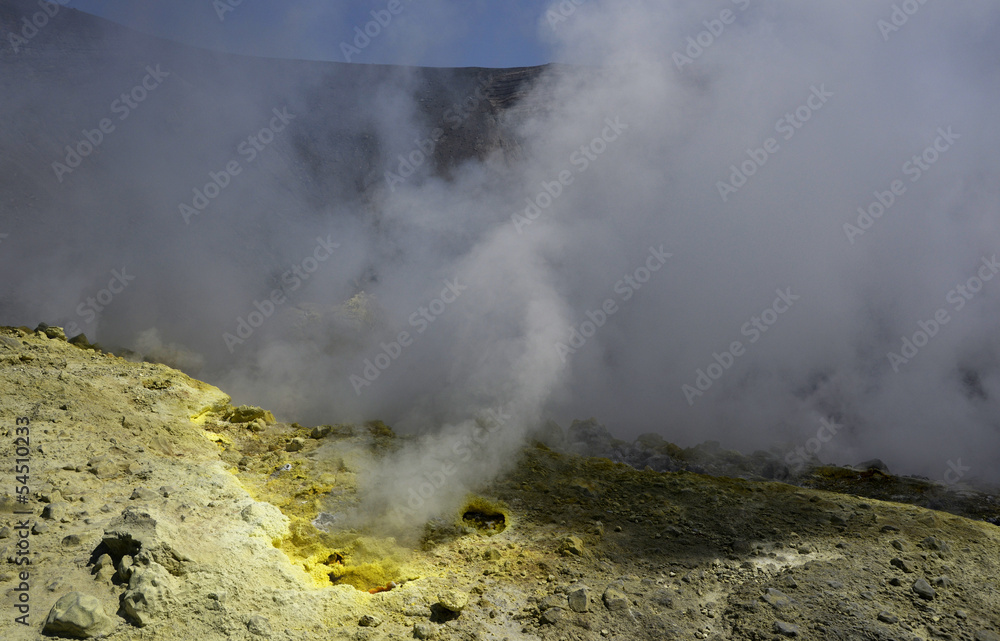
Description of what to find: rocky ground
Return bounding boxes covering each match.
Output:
[1,325,999,640]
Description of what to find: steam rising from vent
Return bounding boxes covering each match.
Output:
[2,0,1000,528]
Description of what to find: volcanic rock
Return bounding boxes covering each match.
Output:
[42,592,116,639]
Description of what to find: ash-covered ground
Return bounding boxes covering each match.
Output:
[2,326,999,641]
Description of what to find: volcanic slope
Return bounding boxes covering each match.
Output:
[1,325,999,640]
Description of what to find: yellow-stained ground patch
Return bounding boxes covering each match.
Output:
[457,495,511,534]
[273,518,414,590]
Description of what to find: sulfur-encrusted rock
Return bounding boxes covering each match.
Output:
[121,554,178,627]
[437,589,469,613]
[558,535,585,556]
[43,592,116,638]
[240,501,290,540]
[359,614,382,627]
[35,323,67,341]
[223,405,275,424]
[247,615,271,636]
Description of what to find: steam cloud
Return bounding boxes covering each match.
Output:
[2,0,1000,527]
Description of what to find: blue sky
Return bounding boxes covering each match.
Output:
[69,0,559,67]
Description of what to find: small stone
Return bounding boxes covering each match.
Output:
[482,548,502,561]
[32,521,50,534]
[42,502,67,521]
[567,585,590,612]
[62,534,82,547]
[540,607,564,625]
[130,487,160,501]
[774,620,799,637]
[763,588,793,610]
[117,555,134,582]
[0,526,10,538]
[919,536,949,552]
[975,631,1000,641]
[437,589,468,613]
[933,575,952,587]
[912,578,936,600]
[359,614,382,627]
[87,457,121,479]
[247,615,271,636]
[558,535,585,556]
[539,594,567,611]
[224,405,275,424]
[93,554,114,573]
[310,424,333,439]
[40,489,65,504]
[36,323,68,341]
[891,539,904,551]
[286,437,306,452]
[888,577,902,586]
[158,486,176,498]
[43,592,116,638]
[796,544,813,554]
[880,525,900,533]
[878,611,899,624]
[602,584,628,611]
[890,558,915,573]
[413,622,435,639]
